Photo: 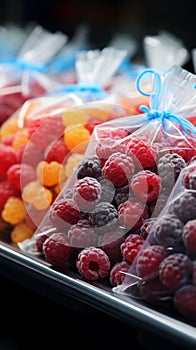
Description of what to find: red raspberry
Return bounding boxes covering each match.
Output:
[140,218,157,240]
[110,261,130,286]
[0,180,20,211]
[125,137,157,169]
[17,143,43,167]
[73,177,102,212]
[120,233,144,264]
[102,152,135,187]
[159,253,192,289]
[76,246,110,281]
[96,139,126,161]
[44,137,69,164]
[131,170,162,203]
[174,285,196,321]
[139,278,173,306]
[67,219,98,249]
[182,165,196,190]
[49,198,80,232]
[182,220,196,254]
[136,245,168,279]
[98,227,126,263]
[170,137,196,163]
[0,144,18,181]
[35,228,55,253]
[43,233,73,268]
[118,198,148,231]
[98,127,129,140]
[7,163,36,191]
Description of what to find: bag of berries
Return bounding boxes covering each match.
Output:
[19,65,196,298]
[0,25,67,125]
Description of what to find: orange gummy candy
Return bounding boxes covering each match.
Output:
[2,197,26,225]
[64,125,90,153]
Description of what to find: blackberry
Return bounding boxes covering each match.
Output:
[168,191,196,224]
[149,192,168,218]
[152,213,184,249]
[157,153,186,193]
[76,155,102,180]
[89,202,118,234]
[114,184,132,207]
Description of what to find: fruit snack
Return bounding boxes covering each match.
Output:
[113,158,196,325]
[19,65,196,291]
[0,24,67,125]
[0,90,133,247]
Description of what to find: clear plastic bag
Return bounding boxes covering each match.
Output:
[19,65,196,295]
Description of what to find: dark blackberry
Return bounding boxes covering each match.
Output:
[168,191,196,224]
[157,153,186,193]
[152,213,184,249]
[114,184,132,207]
[76,155,102,180]
[89,202,118,234]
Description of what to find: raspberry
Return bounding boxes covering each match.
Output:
[182,220,196,254]
[36,161,63,187]
[27,116,64,149]
[44,137,69,164]
[114,184,132,207]
[67,220,98,249]
[64,125,90,153]
[2,197,26,225]
[17,143,43,167]
[10,222,34,244]
[35,229,55,254]
[0,144,18,181]
[98,227,126,262]
[159,253,192,289]
[168,191,196,224]
[139,278,172,306]
[49,198,80,232]
[73,177,102,212]
[7,163,36,191]
[157,153,186,193]
[98,127,129,140]
[182,165,196,190]
[76,155,102,180]
[64,153,83,178]
[110,261,130,286]
[102,152,135,187]
[96,139,126,161]
[174,285,196,321]
[140,218,157,240]
[89,202,118,234]
[76,246,110,281]
[170,137,196,163]
[0,180,19,211]
[121,233,144,264]
[43,233,73,268]
[118,198,148,231]
[131,170,162,203]
[125,137,157,169]
[152,214,184,249]
[136,245,168,279]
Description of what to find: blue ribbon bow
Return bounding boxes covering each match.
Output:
[0,57,46,72]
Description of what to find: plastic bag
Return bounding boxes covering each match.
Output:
[113,159,196,324]
[0,96,132,245]
[0,25,67,125]
[19,65,196,292]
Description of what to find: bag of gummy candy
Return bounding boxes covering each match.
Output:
[0,25,67,125]
[113,159,196,324]
[19,65,196,296]
[0,94,131,246]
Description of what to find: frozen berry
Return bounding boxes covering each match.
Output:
[152,214,184,249]
[131,170,162,203]
[140,218,157,240]
[110,261,130,286]
[10,222,34,244]
[159,253,192,289]
[170,137,196,163]
[76,155,102,180]
[121,234,145,264]
[182,165,196,190]
[68,220,98,249]
[99,178,115,204]
[96,139,126,161]
[118,198,148,231]
[174,285,196,321]
[64,153,83,178]
[73,177,102,212]
[89,202,118,234]
[17,143,43,167]
[136,245,168,279]
[125,137,157,169]
[43,233,73,268]
[49,198,80,232]
[36,160,63,187]
[76,246,110,281]
[64,125,90,153]
[114,184,132,207]
[182,220,196,254]
[168,191,196,224]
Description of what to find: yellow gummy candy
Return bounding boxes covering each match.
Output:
[64,125,90,153]
[64,153,83,178]
[2,197,26,225]
[11,222,34,243]
[62,109,88,126]
[36,161,64,187]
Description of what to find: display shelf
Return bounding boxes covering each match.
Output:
[1,241,195,350]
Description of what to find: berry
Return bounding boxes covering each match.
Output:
[110,261,130,286]
[182,220,196,254]
[182,165,196,190]
[121,234,145,264]
[98,227,126,262]
[118,198,148,231]
[96,139,126,161]
[49,198,80,232]
[35,229,55,254]
[7,163,36,191]
[73,177,102,212]
[152,214,184,249]
[2,197,26,225]
[170,137,196,163]
[114,184,132,207]
[43,233,73,268]
[131,170,162,203]
[174,285,196,320]
[125,137,157,169]
[89,202,118,234]
[102,152,135,187]
[159,253,192,289]
[136,245,168,279]
[168,191,196,224]
[140,218,157,240]
[76,155,102,180]
[0,144,18,181]
[76,246,111,281]
[68,220,98,249]
[44,137,69,163]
